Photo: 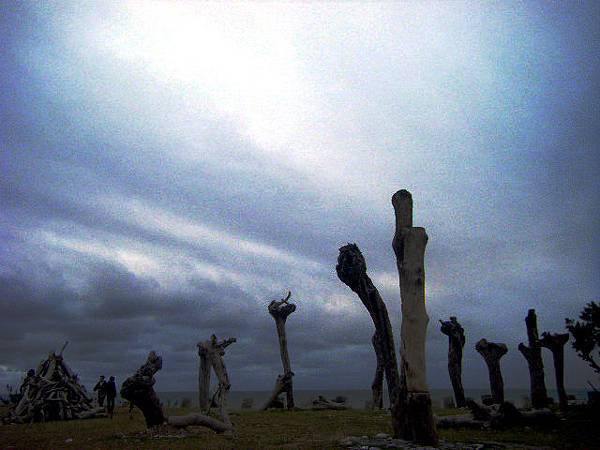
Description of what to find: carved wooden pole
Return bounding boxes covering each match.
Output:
[475,339,508,404]
[440,316,466,408]
[518,309,548,408]
[392,189,438,446]
[539,332,569,411]
[265,292,296,410]
[198,346,211,411]
[337,244,402,433]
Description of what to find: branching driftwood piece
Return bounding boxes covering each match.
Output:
[336,244,403,435]
[518,309,549,409]
[440,316,466,408]
[262,291,296,410]
[198,334,235,414]
[475,339,508,404]
[191,335,236,429]
[539,331,569,411]
[392,189,438,446]
[120,351,166,428]
[123,343,235,433]
[5,350,103,423]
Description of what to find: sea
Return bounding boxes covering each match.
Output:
[155,388,590,410]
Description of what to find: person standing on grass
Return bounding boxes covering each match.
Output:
[93,375,106,407]
[105,376,117,418]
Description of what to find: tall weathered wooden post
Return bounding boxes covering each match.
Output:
[539,332,569,411]
[262,291,296,410]
[337,244,402,427]
[440,316,467,408]
[518,309,548,408]
[475,338,508,404]
[198,345,211,411]
[392,189,438,446]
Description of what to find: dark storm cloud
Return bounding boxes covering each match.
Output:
[1,1,598,395]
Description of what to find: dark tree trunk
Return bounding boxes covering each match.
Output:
[198,349,211,411]
[392,190,438,446]
[440,317,466,408]
[518,309,548,409]
[475,339,508,404]
[371,332,385,409]
[337,244,403,438]
[120,351,165,428]
[539,332,569,411]
[265,292,296,410]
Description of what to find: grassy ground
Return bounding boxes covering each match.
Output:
[1,405,598,449]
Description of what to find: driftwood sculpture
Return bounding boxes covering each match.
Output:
[122,342,235,433]
[311,395,348,410]
[262,291,296,410]
[120,351,165,428]
[539,332,569,411]
[475,339,508,404]
[198,343,211,411]
[5,348,103,423]
[518,309,548,408]
[437,400,558,430]
[440,316,466,408]
[392,189,438,445]
[336,243,403,435]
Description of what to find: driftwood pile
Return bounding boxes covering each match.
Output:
[437,400,558,430]
[311,395,348,410]
[5,349,103,423]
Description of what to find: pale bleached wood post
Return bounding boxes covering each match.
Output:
[539,332,569,411]
[262,292,296,410]
[518,309,549,409]
[475,338,508,404]
[392,189,438,446]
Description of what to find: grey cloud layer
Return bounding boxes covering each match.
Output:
[1,2,598,392]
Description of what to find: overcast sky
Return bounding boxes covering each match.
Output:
[1,2,598,394]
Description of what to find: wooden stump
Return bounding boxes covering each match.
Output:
[264,292,296,410]
[475,339,508,404]
[539,332,569,411]
[336,244,403,436]
[391,189,438,446]
[518,309,549,409]
[440,316,466,408]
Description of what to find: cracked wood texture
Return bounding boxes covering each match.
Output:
[518,309,549,409]
[392,189,438,446]
[336,243,402,437]
[475,339,508,404]
[539,331,569,411]
[440,316,466,407]
[264,292,296,410]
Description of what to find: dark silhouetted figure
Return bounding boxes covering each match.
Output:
[93,375,107,407]
[105,376,117,418]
